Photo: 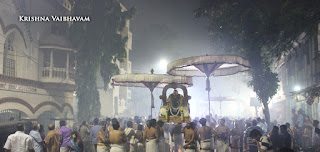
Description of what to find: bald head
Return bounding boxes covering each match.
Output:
[48,124,55,131]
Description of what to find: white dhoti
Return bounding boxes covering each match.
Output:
[129,139,138,152]
[200,139,211,152]
[159,137,169,152]
[146,139,158,152]
[136,142,144,152]
[97,144,108,152]
[184,149,195,152]
[110,144,126,152]
[216,140,229,152]
[173,134,183,152]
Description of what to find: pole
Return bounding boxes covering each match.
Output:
[151,91,153,119]
[208,90,210,120]
[220,100,222,116]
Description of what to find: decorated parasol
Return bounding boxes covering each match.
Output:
[111,69,193,118]
[167,55,249,117]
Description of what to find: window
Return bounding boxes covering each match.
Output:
[3,35,16,77]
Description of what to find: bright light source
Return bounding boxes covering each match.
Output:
[294,85,301,92]
[158,59,168,71]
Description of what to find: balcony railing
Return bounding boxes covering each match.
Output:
[41,67,75,82]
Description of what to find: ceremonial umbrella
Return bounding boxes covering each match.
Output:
[111,69,193,118]
[167,55,249,117]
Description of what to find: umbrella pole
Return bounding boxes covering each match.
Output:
[206,76,211,121]
[208,90,211,120]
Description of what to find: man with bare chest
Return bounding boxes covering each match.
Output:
[183,122,197,152]
[144,119,159,152]
[157,120,169,152]
[136,125,144,152]
[215,119,230,152]
[124,121,136,152]
[109,121,127,152]
[198,118,214,152]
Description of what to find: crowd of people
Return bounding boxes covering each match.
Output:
[3,109,320,152]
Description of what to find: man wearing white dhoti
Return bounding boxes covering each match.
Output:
[97,122,109,152]
[157,120,169,152]
[198,118,215,152]
[215,119,230,152]
[182,122,197,152]
[125,121,136,152]
[109,121,127,152]
[171,123,184,152]
[144,119,159,152]
[135,124,144,152]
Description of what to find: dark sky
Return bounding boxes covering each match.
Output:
[121,0,214,73]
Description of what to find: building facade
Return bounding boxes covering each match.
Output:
[271,23,320,124]
[0,0,76,130]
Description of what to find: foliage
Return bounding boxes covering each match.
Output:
[195,0,319,124]
[70,0,136,122]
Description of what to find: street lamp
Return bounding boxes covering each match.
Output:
[294,85,301,92]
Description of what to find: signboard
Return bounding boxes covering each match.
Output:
[0,83,37,93]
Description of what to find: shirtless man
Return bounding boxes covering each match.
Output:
[215,119,230,152]
[97,122,109,152]
[124,121,136,152]
[198,118,214,152]
[157,120,168,152]
[171,123,183,152]
[230,121,241,152]
[144,119,159,152]
[136,125,144,152]
[183,122,197,152]
[109,121,127,152]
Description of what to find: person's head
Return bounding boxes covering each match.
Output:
[219,119,225,126]
[257,117,261,122]
[313,120,319,127]
[245,122,251,129]
[48,124,55,131]
[82,121,87,126]
[190,122,196,130]
[146,120,151,128]
[106,118,111,125]
[150,119,157,127]
[272,126,279,135]
[60,120,66,126]
[16,123,24,131]
[157,120,164,127]
[138,124,143,131]
[262,119,266,123]
[32,122,39,130]
[173,89,178,95]
[127,121,133,128]
[285,122,290,128]
[249,129,262,140]
[112,121,120,130]
[280,125,288,133]
[252,119,258,126]
[199,118,207,126]
[94,118,99,125]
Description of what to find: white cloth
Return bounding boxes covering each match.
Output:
[29,130,43,152]
[4,131,34,152]
[146,139,158,152]
[173,133,183,152]
[184,149,195,152]
[200,139,211,152]
[60,147,69,152]
[97,145,108,152]
[110,144,126,152]
[215,140,229,152]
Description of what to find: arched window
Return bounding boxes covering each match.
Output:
[3,33,16,77]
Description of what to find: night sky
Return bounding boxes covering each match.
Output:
[121,0,214,73]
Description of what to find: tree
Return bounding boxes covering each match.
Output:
[195,0,320,124]
[70,0,136,122]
